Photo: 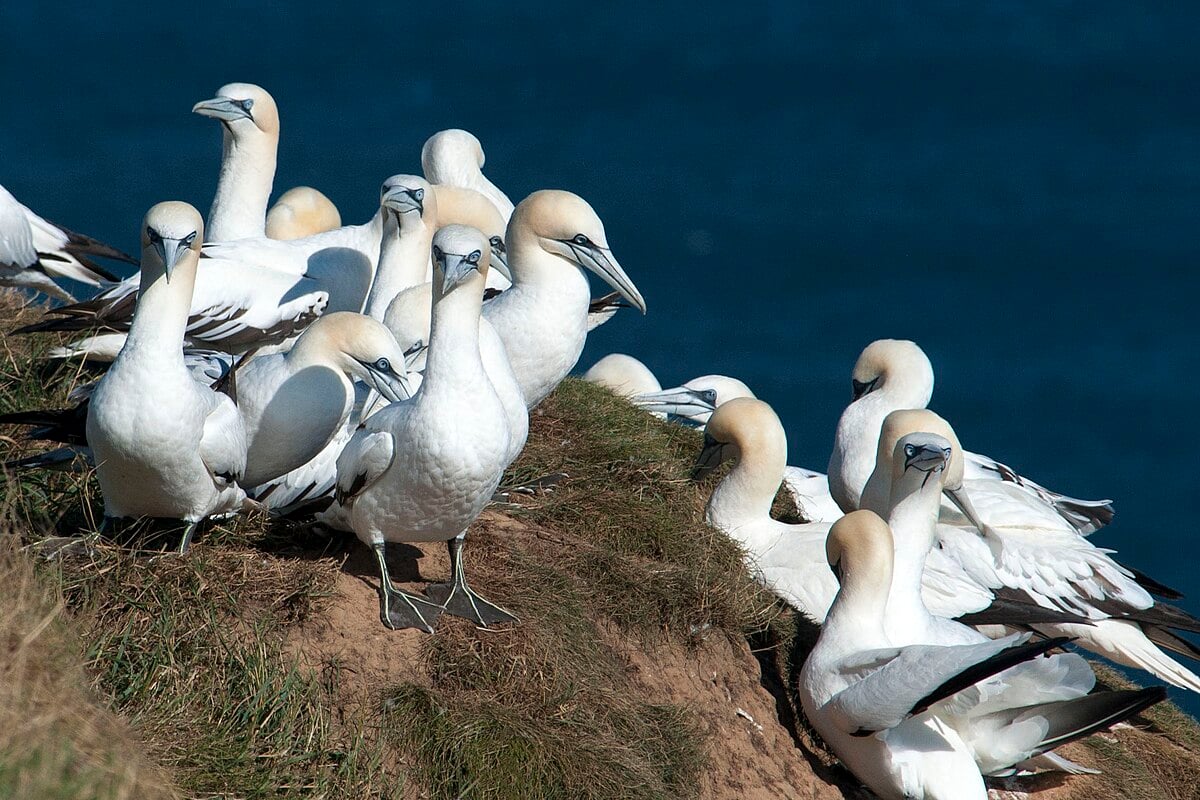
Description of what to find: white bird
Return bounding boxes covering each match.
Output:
[484,190,646,408]
[192,82,280,243]
[86,202,248,552]
[336,224,524,632]
[421,129,515,222]
[863,407,1200,693]
[235,312,412,488]
[799,510,1164,800]
[582,353,661,397]
[266,186,342,240]
[432,184,511,291]
[0,184,132,302]
[828,339,1113,533]
[361,176,439,321]
[23,175,434,359]
[632,370,839,522]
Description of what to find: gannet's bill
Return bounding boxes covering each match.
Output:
[421,129,515,221]
[193,82,280,243]
[266,186,342,240]
[0,184,131,301]
[362,176,438,321]
[484,190,646,408]
[336,225,521,632]
[86,202,248,551]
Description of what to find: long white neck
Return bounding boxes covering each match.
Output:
[206,127,277,242]
[823,565,891,650]
[363,212,434,321]
[423,275,486,395]
[707,438,786,531]
[884,476,942,631]
[122,254,197,365]
[828,379,934,512]
[485,231,591,406]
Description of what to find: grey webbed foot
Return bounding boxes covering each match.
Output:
[371,541,443,633]
[425,533,517,628]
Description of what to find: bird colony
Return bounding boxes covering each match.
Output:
[0,82,1192,798]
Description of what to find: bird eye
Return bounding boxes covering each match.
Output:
[904,444,916,457]
[942,447,952,460]
[183,232,197,247]
[572,233,590,246]
[413,188,424,201]
[241,98,254,110]
[432,245,444,262]
[374,358,391,372]
[489,236,505,252]
[466,250,481,264]
[147,228,162,243]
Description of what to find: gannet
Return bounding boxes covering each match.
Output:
[362,176,438,321]
[86,202,248,552]
[266,186,342,240]
[22,176,428,358]
[582,353,661,397]
[193,82,280,242]
[432,184,510,290]
[799,510,1165,799]
[0,184,131,302]
[336,225,522,632]
[863,408,1200,692]
[828,339,1114,533]
[421,129,514,221]
[484,190,646,408]
[236,312,412,487]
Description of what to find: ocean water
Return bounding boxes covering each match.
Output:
[3,4,1199,712]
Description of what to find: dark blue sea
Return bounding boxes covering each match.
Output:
[3,3,1199,712]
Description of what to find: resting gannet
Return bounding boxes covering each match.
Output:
[336,225,523,632]
[582,353,661,397]
[193,82,280,243]
[799,510,1164,800]
[0,183,131,302]
[484,190,646,408]
[864,408,1200,693]
[828,339,1113,533]
[86,202,248,552]
[266,186,342,240]
[421,129,514,221]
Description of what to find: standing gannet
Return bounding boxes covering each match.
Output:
[336,225,522,632]
[483,190,646,408]
[828,339,1114,532]
[863,408,1200,693]
[236,312,412,487]
[86,202,247,552]
[0,184,131,301]
[192,83,279,243]
[421,129,514,221]
[799,511,1164,799]
[266,186,342,240]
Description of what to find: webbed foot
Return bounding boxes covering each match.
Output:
[379,585,445,633]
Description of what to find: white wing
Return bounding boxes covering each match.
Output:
[201,220,378,276]
[0,187,36,269]
[199,392,247,485]
[964,450,1113,535]
[334,427,394,506]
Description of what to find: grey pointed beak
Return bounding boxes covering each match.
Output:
[488,236,512,282]
[632,386,718,423]
[437,251,482,294]
[904,443,952,472]
[852,377,879,401]
[360,360,414,404]
[192,96,253,122]
[382,186,424,216]
[945,485,990,536]
[561,240,647,314]
[403,342,428,372]
[692,433,730,480]
[154,237,188,283]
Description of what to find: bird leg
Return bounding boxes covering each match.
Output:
[425,532,517,628]
[373,542,443,633]
[178,520,199,554]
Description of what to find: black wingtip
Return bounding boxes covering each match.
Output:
[957,598,1095,630]
[1126,565,1186,601]
[1033,685,1167,754]
[909,636,1073,718]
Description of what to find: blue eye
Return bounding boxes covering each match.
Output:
[572,233,589,246]
[241,98,254,111]
[375,358,391,372]
[414,188,424,201]
[904,444,916,457]
[466,250,481,264]
[147,228,162,243]
[490,236,505,252]
[183,232,197,246]
[432,245,444,262]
